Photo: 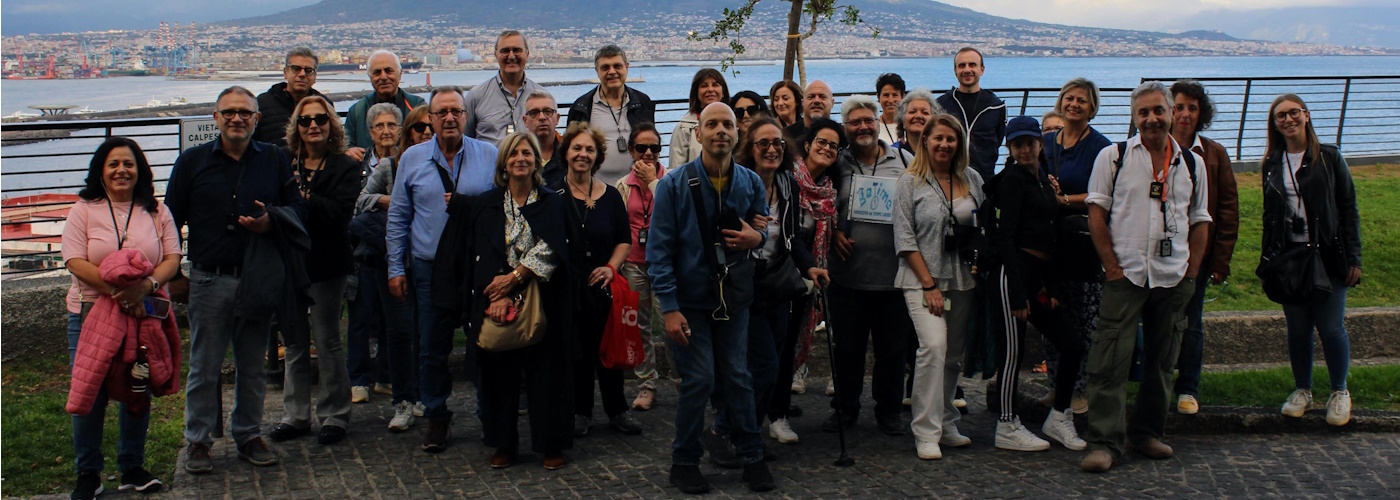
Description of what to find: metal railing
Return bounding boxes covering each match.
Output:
[4,76,1398,277]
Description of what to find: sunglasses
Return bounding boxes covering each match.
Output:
[632,144,662,154]
[733,105,764,119]
[409,122,433,134]
[297,114,331,127]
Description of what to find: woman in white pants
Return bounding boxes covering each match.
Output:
[892,113,984,460]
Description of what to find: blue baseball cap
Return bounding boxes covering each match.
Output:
[1005,116,1042,144]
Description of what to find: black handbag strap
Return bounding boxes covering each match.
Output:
[688,171,720,277]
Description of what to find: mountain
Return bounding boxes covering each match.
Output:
[1172,6,1400,49]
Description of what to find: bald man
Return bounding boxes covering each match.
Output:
[647,102,774,494]
[785,80,834,143]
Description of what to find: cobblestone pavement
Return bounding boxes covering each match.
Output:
[159,377,1399,499]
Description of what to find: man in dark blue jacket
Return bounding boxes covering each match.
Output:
[566,44,655,185]
[936,47,1007,180]
[648,102,773,494]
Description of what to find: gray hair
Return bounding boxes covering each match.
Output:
[839,94,880,121]
[594,44,628,65]
[366,102,403,126]
[525,89,556,105]
[284,47,318,66]
[366,50,401,76]
[1130,81,1174,115]
[496,30,530,52]
[896,88,941,128]
[430,86,465,106]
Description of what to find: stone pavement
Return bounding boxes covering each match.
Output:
[149,377,1400,499]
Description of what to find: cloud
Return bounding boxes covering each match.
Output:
[932,0,1382,31]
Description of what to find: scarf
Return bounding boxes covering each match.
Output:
[792,158,838,368]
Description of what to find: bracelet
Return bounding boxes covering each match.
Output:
[511,269,524,283]
[922,284,937,291]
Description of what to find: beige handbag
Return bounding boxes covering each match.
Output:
[477,279,547,351]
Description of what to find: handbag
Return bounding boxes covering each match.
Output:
[1257,242,1333,305]
[477,279,547,352]
[753,250,807,310]
[600,265,646,370]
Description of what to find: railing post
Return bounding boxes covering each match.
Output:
[1020,90,1029,115]
[1235,80,1252,162]
[105,126,113,139]
[1336,78,1351,148]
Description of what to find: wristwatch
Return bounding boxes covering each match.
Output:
[147,276,160,292]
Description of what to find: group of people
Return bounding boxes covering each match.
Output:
[61,32,1363,498]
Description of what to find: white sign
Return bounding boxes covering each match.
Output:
[180,117,220,153]
[849,174,895,223]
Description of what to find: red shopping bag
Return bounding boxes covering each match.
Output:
[600,265,645,370]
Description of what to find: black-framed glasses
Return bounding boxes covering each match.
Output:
[296,114,331,127]
[217,109,255,120]
[525,108,557,119]
[754,139,786,151]
[1273,108,1307,123]
[810,137,840,150]
[286,64,317,75]
[845,117,877,127]
[733,105,763,119]
[431,108,465,120]
[632,144,662,154]
[409,122,433,134]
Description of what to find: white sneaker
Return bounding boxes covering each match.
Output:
[791,365,808,394]
[825,379,836,396]
[412,401,426,417]
[769,418,799,444]
[1041,409,1087,451]
[815,321,827,332]
[995,417,1050,452]
[388,401,415,432]
[915,439,942,460]
[1326,390,1351,426]
[939,426,972,448]
[1281,389,1312,418]
[351,385,370,403]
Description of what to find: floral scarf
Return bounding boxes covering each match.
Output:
[793,157,838,368]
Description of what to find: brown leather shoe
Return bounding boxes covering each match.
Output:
[490,449,515,469]
[1133,437,1174,459]
[1081,450,1114,473]
[542,453,566,470]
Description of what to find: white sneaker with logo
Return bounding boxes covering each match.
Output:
[388,400,415,432]
[1281,389,1312,418]
[995,417,1050,452]
[1041,409,1086,451]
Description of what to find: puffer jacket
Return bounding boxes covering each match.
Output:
[68,249,181,416]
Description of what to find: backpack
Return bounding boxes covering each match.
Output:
[1106,141,1199,223]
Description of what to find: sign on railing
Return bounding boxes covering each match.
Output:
[180,117,219,152]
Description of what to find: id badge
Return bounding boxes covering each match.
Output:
[506,124,515,135]
[617,137,628,153]
[1158,240,1173,257]
[1149,182,1164,200]
[714,245,728,266]
[638,226,649,245]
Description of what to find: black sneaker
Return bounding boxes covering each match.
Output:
[701,426,741,469]
[422,419,452,453]
[821,412,856,433]
[71,471,103,500]
[268,422,309,442]
[876,413,906,436]
[742,460,776,492]
[119,466,163,493]
[669,464,710,494]
[317,425,347,445]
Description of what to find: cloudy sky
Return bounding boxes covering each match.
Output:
[935,0,1389,31]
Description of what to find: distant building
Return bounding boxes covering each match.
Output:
[456,46,474,64]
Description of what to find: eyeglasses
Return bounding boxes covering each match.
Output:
[525,108,557,119]
[498,47,525,55]
[810,137,840,150]
[297,114,331,127]
[1042,125,1064,134]
[632,144,662,154]
[217,109,255,120]
[409,122,433,134]
[845,117,877,127]
[431,108,465,119]
[372,122,400,131]
[1274,108,1307,123]
[733,105,763,119]
[754,139,786,151]
[286,64,317,75]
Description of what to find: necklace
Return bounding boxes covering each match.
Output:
[107,197,135,249]
[568,176,596,209]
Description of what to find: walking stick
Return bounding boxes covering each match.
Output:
[818,282,855,467]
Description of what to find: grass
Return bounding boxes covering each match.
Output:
[1206,164,1400,312]
[1121,364,1400,411]
[2,352,188,498]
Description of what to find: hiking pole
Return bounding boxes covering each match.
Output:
[818,282,855,467]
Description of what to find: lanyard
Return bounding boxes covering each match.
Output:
[1152,143,1172,200]
[600,89,627,149]
[496,75,521,131]
[1284,152,1306,215]
[107,198,135,250]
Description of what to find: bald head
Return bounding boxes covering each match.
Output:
[804,80,834,124]
[696,101,738,161]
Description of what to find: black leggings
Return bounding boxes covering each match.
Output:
[993,258,1083,421]
[573,296,628,418]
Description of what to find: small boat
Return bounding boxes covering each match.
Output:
[167,97,187,106]
[72,106,102,114]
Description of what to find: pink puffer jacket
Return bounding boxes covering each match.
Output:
[67,248,181,415]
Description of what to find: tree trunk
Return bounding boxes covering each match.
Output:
[782,0,803,81]
[797,47,807,88]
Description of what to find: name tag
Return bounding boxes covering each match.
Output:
[849,175,895,224]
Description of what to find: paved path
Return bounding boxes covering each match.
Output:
[160,378,1399,499]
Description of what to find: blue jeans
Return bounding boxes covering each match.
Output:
[715,302,788,436]
[668,307,761,466]
[351,265,417,403]
[1283,284,1350,391]
[1174,274,1213,397]
[410,257,472,420]
[69,312,150,474]
[184,268,272,447]
[347,266,389,387]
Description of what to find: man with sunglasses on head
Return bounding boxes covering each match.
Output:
[167,86,305,474]
[524,90,566,187]
[345,50,427,162]
[566,44,656,185]
[463,30,541,146]
[386,86,500,453]
[255,47,327,149]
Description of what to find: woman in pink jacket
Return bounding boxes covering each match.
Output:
[62,137,181,499]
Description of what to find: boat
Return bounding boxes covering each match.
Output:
[71,106,102,114]
[167,97,187,106]
[4,111,41,120]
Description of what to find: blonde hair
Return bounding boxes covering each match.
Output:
[904,113,970,188]
[284,95,346,155]
[494,132,544,188]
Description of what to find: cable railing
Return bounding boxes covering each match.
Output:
[4,76,1398,277]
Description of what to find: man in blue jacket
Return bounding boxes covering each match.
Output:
[648,102,773,494]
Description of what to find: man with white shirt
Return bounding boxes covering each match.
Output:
[1080,81,1210,473]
